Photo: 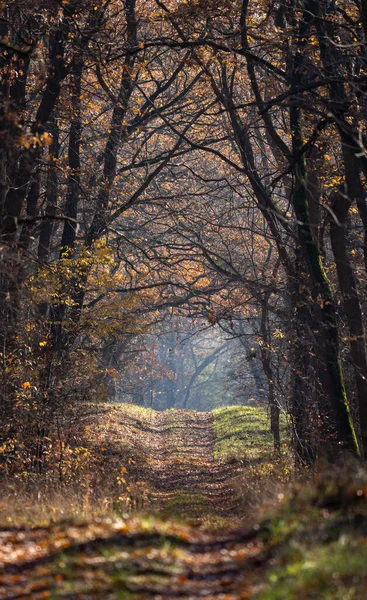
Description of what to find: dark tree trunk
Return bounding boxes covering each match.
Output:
[60,60,83,253]
[86,0,137,247]
[18,172,42,252]
[289,259,318,467]
[54,0,138,357]
[340,139,367,275]
[329,191,367,457]
[49,59,84,356]
[289,78,359,457]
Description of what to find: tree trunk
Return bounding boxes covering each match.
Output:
[60,60,83,253]
[289,258,318,467]
[290,83,360,458]
[329,191,367,457]
[259,294,280,452]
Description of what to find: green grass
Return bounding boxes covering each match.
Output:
[213,405,277,461]
[213,405,290,465]
[256,470,367,599]
[260,538,367,599]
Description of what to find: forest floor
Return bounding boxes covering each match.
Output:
[0,405,367,599]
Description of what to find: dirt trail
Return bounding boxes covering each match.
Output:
[0,408,264,599]
[101,406,243,518]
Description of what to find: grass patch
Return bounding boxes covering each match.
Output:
[256,468,367,599]
[213,405,288,462]
[260,537,367,599]
[213,405,291,473]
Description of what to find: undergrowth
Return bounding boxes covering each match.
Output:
[256,467,367,599]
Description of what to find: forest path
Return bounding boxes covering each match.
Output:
[0,407,267,599]
[127,408,240,517]
[1,409,366,599]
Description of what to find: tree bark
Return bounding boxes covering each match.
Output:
[329,190,367,457]
[60,60,83,253]
[290,82,359,458]
[259,294,280,452]
[288,255,318,466]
